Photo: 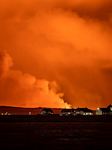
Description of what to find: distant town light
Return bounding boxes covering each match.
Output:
[5,112,8,115]
[29,112,31,115]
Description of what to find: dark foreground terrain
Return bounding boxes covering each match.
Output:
[0,115,112,150]
[0,115,112,122]
[0,121,112,150]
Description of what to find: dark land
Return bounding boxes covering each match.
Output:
[0,106,96,115]
[0,106,62,115]
[0,106,112,122]
[0,106,112,150]
[0,115,112,122]
[0,122,112,150]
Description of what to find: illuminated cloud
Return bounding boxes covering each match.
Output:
[0,51,70,108]
[0,0,112,109]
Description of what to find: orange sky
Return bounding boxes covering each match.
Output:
[0,0,112,109]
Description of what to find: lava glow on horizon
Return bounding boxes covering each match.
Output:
[0,0,112,109]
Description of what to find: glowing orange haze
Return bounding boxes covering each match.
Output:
[0,0,112,109]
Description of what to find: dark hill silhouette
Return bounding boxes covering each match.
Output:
[0,106,62,115]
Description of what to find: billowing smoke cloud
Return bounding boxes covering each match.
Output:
[0,50,70,108]
[0,0,112,109]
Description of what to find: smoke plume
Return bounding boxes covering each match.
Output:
[0,50,70,108]
[0,0,112,109]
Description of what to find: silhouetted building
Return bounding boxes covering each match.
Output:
[76,107,93,115]
[107,105,112,111]
[96,105,112,115]
[96,108,111,115]
[40,108,54,115]
[60,109,76,116]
